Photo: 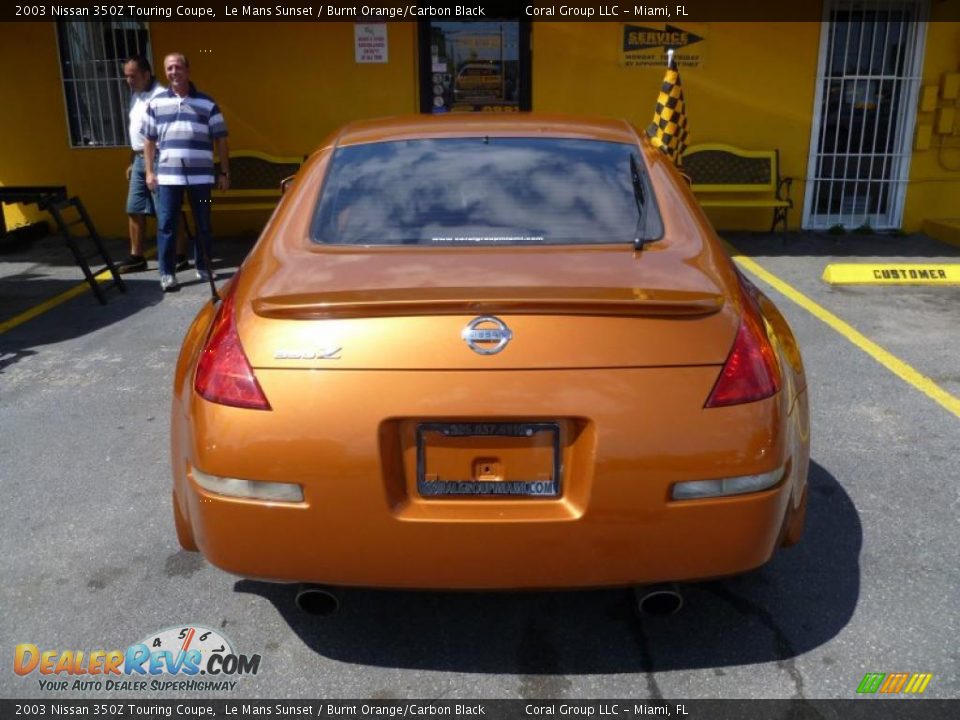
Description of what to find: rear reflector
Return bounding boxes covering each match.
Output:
[191,467,303,502]
[705,275,781,408]
[671,465,785,500]
[194,281,271,410]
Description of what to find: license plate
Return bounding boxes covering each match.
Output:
[416,422,561,498]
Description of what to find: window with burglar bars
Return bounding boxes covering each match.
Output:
[56,21,152,148]
[802,0,928,230]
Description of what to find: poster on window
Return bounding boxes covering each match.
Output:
[355,23,388,64]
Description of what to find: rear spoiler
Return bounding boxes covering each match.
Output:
[252,287,725,320]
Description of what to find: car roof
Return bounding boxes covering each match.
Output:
[331,114,643,148]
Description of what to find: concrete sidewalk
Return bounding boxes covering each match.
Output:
[724,229,960,260]
[3,229,958,316]
[3,228,958,329]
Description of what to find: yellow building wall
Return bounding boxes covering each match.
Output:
[147,22,419,236]
[2,20,955,238]
[531,22,822,231]
[904,16,960,231]
[1,22,418,238]
[0,23,129,235]
[148,22,417,155]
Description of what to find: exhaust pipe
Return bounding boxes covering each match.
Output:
[633,583,683,616]
[294,584,341,616]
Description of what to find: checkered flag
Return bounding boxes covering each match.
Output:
[647,54,689,166]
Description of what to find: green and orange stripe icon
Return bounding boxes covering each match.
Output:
[857,672,933,694]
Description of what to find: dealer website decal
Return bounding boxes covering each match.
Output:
[13,625,261,692]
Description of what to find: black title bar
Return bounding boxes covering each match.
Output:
[1,699,959,720]
[4,1,960,23]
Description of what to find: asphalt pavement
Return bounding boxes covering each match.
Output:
[1,230,957,700]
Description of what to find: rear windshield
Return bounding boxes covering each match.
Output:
[310,137,658,246]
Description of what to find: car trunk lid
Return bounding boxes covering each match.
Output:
[237,246,738,370]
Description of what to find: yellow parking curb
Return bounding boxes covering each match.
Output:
[822,263,960,285]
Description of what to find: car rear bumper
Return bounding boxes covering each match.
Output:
[177,474,794,588]
[171,368,808,589]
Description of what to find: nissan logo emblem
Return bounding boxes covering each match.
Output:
[461,316,513,355]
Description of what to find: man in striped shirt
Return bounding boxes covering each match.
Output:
[143,52,230,292]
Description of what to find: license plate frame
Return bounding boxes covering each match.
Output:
[416,422,561,498]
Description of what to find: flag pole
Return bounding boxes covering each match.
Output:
[647,45,688,168]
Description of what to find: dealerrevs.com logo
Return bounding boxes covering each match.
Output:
[14,625,261,692]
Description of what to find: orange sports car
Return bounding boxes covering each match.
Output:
[171,115,809,613]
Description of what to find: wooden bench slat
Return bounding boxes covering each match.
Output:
[205,203,282,212]
[699,199,791,208]
[212,189,282,199]
[690,183,778,193]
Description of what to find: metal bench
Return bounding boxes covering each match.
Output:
[682,144,793,231]
[212,150,304,211]
[181,150,303,219]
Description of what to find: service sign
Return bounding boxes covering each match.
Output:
[620,23,708,68]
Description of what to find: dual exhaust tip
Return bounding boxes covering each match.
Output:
[294,585,341,616]
[633,583,684,616]
[294,583,683,617]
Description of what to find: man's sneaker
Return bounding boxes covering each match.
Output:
[175,254,190,272]
[160,274,179,292]
[116,255,147,274]
[195,269,213,282]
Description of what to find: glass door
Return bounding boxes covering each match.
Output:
[418,21,531,114]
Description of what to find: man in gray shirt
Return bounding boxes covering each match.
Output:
[117,55,188,274]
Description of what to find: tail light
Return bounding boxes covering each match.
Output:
[705,274,781,408]
[194,280,271,410]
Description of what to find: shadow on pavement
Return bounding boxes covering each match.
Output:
[237,460,859,674]
[0,236,256,374]
[0,232,130,267]
[0,276,164,373]
[723,231,960,259]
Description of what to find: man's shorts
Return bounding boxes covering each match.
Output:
[126,153,156,216]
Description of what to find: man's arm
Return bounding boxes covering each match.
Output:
[144,139,157,191]
[216,137,230,192]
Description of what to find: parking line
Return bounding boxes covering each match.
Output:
[726,245,960,420]
[0,249,156,337]
[0,280,103,336]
